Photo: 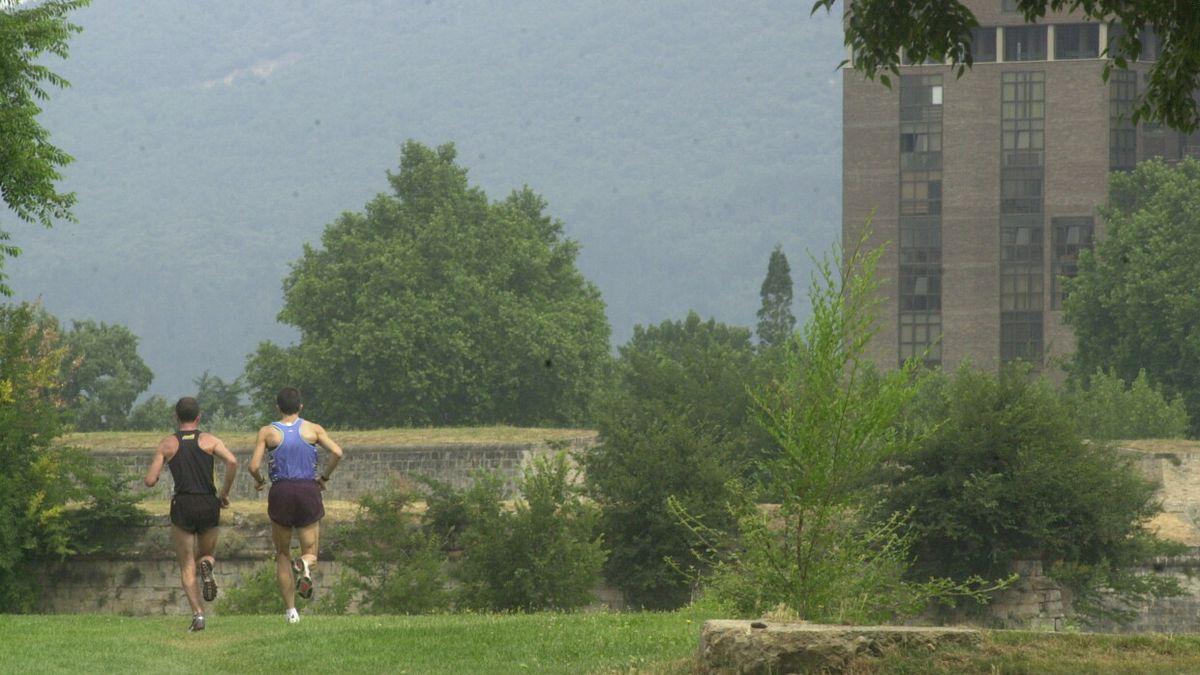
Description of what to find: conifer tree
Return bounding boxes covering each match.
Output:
[756,245,795,348]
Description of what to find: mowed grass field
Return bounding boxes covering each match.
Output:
[7,613,1200,675]
[0,611,711,674]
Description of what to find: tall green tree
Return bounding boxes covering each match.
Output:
[584,312,761,609]
[755,245,795,348]
[1065,158,1200,435]
[0,0,87,292]
[193,371,252,428]
[60,319,154,431]
[817,0,1200,131]
[694,234,995,622]
[244,141,610,427]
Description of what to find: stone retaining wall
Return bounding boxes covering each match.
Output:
[96,436,594,502]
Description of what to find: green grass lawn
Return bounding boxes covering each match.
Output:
[0,610,710,674]
[8,612,1200,674]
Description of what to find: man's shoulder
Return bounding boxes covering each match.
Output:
[198,431,226,447]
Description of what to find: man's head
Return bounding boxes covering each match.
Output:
[276,387,303,415]
[175,397,201,424]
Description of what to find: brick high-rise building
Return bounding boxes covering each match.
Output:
[843,1,1197,372]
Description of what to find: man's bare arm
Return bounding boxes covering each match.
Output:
[143,437,172,487]
[314,424,343,481]
[247,427,269,491]
[208,434,239,506]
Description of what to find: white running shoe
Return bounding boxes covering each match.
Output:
[285,608,300,624]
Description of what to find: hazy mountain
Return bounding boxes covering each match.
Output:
[12,0,844,397]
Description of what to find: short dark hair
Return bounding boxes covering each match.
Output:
[276,387,303,415]
[175,397,201,423]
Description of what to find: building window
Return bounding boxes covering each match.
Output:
[1055,24,1100,60]
[900,312,942,366]
[899,75,943,368]
[1140,28,1160,61]
[971,27,997,63]
[1000,312,1044,362]
[1000,72,1045,364]
[1004,25,1047,61]
[1110,70,1137,170]
[1051,217,1094,310]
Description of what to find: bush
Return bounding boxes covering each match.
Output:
[334,486,449,615]
[455,453,606,612]
[584,312,762,609]
[882,365,1182,625]
[1063,369,1189,441]
[0,304,144,611]
[217,555,353,615]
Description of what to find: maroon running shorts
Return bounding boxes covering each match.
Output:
[268,479,325,528]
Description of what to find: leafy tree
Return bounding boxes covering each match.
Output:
[193,370,254,430]
[126,394,174,431]
[0,0,87,292]
[455,454,606,612]
[0,303,143,611]
[1065,158,1200,435]
[755,245,795,348]
[882,365,1181,625]
[1063,369,1189,441]
[583,312,759,609]
[816,0,1200,131]
[244,141,610,427]
[694,235,995,622]
[59,319,153,430]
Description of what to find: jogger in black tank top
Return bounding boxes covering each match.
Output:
[144,397,239,632]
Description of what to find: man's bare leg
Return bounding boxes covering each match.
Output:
[196,527,219,601]
[297,521,320,569]
[271,522,296,611]
[171,526,203,616]
[294,521,320,599]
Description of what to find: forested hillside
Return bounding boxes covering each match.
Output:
[12,0,843,395]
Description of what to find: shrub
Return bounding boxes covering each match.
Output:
[1063,368,1189,441]
[455,453,606,612]
[882,365,1183,625]
[0,303,144,611]
[334,486,449,615]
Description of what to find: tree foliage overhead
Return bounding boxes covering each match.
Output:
[0,0,86,292]
[816,0,1200,131]
[583,312,761,610]
[755,245,795,348]
[1064,158,1200,435]
[244,140,611,428]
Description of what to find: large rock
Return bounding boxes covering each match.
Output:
[698,620,981,674]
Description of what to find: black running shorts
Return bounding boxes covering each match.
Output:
[170,493,220,534]
[268,479,325,528]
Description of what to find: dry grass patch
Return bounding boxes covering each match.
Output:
[58,426,596,452]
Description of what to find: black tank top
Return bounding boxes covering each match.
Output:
[168,430,215,496]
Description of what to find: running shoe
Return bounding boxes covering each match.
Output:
[293,557,314,600]
[188,614,205,632]
[285,608,300,624]
[199,559,218,602]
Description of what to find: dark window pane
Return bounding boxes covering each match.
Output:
[1055,24,1099,60]
[971,27,997,63]
[1140,28,1159,61]
[1005,26,1047,61]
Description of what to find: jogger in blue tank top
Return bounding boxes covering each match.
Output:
[248,387,344,624]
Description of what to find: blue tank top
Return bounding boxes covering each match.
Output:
[268,419,318,482]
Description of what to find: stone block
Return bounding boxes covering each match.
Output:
[698,621,981,674]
